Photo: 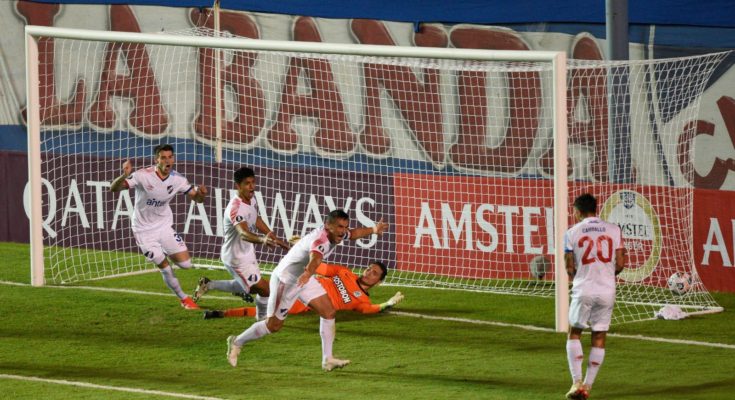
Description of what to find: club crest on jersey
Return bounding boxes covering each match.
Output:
[353,291,362,298]
[145,185,154,190]
[167,185,173,194]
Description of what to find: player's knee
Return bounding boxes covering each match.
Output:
[175,259,192,269]
[320,309,336,319]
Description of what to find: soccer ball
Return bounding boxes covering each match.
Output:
[667,272,692,295]
[529,256,551,279]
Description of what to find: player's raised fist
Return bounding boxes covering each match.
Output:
[121,160,133,177]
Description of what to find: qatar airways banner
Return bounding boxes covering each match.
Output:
[13,152,395,268]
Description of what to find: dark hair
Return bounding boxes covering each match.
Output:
[154,144,174,157]
[371,261,388,281]
[573,193,597,214]
[234,167,255,184]
[326,209,350,224]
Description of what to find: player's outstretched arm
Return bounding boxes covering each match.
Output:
[109,160,132,192]
[256,218,290,250]
[349,218,389,240]
[189,184,208,203]
[379,291,404,312]
[235,222,274,246]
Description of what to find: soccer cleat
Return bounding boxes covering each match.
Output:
[203,310,225,319]
[233,292,255,303]
[565,381,589,400]
[322,357,350,372]
[226,335,241,367]
[192,277,211,303]
[180,296,200,310]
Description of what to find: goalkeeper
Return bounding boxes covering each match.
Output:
[204,261,404,319]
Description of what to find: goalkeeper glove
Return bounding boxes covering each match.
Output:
[379,291,404,312]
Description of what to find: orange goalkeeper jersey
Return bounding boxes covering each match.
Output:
[314,263,381,314]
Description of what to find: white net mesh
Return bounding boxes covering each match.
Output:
[29,27,727,325]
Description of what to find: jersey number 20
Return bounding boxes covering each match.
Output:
[578,235,613,265]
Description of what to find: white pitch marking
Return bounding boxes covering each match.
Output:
[0,374,226,400]
[2,280,734,350]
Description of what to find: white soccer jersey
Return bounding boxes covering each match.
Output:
[273,225,350,284]
[124,166,194,233]
[221,195,259,266]
[564,216,623,297]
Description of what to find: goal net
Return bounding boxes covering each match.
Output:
[25,25,726,327]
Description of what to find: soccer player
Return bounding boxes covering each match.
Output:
[192,166,289,320]
[109,144,207,309]
[203,261,404,319]
[563,193,626,400]
[226,209,388,371]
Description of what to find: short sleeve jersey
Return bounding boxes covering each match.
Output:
[316,264,380,314]
[273,226,350,284]
[221,196,259,266]
[124,166,194,233]
[564,216,623,296]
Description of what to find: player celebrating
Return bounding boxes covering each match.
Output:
[203,261,404,319]
[226,209,388,371]
[109,144,207,310]
[192,166,289,320]
[563,193,626,400]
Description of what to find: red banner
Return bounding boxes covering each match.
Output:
[693,189,735,292]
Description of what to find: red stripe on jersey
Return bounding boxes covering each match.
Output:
[230,198,241,223]
[310,229,331,255]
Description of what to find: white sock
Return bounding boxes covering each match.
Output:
[584,347,605,388]
[255,295,269,320]
[566,339,584,383]
[234,320,271,346]
[160,266,186,299]
[320,317,336,362]
[209,279,243,293]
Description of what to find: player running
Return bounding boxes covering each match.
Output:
[192,166,289,320]
[225,209,388,371]
[109,144,207,309]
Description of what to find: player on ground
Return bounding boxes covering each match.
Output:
[192,166,289,320]
[109,144,207,309]
[226,209,388,371]
[203,261,404,319]
[563,193,626,400]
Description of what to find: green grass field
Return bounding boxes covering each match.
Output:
[1,242,734,399]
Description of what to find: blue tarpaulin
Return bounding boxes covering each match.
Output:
[26,0,735,29]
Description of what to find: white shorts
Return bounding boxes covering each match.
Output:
[569,294,614,332]
[224,260,262,293]
[134,226,188,265]
[267,272,327,321]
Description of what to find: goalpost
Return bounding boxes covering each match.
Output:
[25,24,725,331]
